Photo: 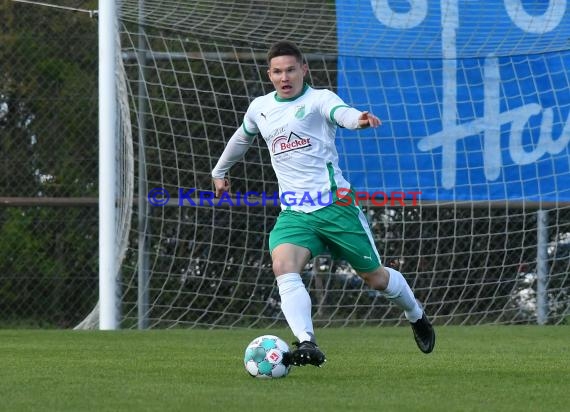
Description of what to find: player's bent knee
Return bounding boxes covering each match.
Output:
[272,258,298,277]
[359,267,389,290]
[271,244,311,276]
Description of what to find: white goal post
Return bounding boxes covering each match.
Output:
[90,0,570,330]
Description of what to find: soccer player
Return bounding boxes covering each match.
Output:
[212,40,435,367]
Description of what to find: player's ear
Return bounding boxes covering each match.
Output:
[302,63,308,77]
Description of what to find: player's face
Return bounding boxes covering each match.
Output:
[267,55,308,99]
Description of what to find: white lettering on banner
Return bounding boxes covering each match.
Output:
[370,0,427,29]
[372,0,567,40]
[372,0,570,189]
[504,0,566,34]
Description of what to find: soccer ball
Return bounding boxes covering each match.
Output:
[243,335,291,379]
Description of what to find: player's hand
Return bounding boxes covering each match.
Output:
[213,177,230,197]
[358,111,382,128]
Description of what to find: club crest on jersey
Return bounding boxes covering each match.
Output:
[271,131,311,156]
[294,105,306,119]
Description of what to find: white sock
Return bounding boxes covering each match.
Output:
[276,272,315,343]
[383,267,423,322]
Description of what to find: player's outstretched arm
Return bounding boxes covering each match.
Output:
[333,106,382,130]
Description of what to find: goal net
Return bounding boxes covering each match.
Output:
[107,0,570,328]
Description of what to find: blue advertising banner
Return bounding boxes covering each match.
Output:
[335,0,570,202]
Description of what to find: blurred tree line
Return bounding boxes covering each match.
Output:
[0,0,99,327]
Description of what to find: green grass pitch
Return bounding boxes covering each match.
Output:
[1,326,568,411]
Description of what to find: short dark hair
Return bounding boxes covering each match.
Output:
[266,40,304,65]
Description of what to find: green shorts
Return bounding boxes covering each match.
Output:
[269,201,382,273]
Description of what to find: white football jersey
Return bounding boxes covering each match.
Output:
[243,85,353,212]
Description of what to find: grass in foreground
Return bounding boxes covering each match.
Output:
[0,326,568,412]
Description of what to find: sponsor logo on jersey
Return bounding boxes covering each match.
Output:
[271,131,311,155]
